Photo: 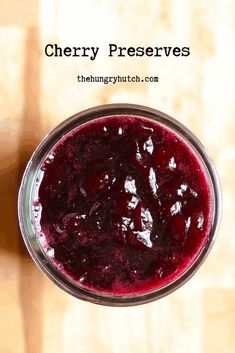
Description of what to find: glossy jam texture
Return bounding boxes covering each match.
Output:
[36,116,211,295]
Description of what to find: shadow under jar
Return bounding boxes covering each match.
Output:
[18,104,222,306]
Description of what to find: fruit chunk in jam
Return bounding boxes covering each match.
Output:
[35,116,211,295]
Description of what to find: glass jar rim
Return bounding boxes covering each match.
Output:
[18,103,222,306]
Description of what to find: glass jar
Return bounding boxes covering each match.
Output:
[18,104,222,306]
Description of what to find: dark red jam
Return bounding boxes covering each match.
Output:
[35,116,211,295]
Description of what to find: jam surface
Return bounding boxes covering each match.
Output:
[36,116,211,295]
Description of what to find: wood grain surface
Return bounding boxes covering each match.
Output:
[0,1,235,353]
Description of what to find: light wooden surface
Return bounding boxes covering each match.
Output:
[0,1,235,353]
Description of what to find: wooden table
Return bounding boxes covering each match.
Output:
[1,1,235,352]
